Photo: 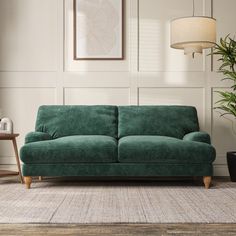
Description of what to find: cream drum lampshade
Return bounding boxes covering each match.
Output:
[170,16,216,56]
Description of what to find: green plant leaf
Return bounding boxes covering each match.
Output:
[210,34,236,119]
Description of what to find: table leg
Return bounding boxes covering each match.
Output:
[12,138,24,184]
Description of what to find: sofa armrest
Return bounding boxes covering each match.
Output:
[25,132,52,144]
[183,131,211,144]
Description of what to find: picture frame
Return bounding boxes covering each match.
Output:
[73,0,124,60]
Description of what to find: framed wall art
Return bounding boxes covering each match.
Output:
[73,0,124,60]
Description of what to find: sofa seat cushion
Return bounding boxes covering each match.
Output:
[118,136,215,164]
[20,135,117,164]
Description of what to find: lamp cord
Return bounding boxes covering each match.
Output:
[192,0,195,58]
[192,0,195,16]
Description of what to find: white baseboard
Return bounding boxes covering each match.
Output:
[0,164,18,171]
[213,164,229,176]
[0,157,18,165]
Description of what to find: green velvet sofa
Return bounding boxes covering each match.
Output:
[20,105,216,189]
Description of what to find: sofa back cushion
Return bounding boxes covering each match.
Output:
[118,106,199,139]
[36,105,118,138]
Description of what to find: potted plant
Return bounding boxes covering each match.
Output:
[211,35,236,181]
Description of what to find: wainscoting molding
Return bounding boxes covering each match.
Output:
[0,0,235,176]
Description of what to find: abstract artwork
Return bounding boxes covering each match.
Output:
[73,0,124,60]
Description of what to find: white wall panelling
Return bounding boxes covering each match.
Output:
[210,0,236,176]
[0,0,58,72]
[213,0,236,72]
[0,72,57,88]
[212,88,236,158]
[63,72,130,88]
[0,88,56,164]
[138,72,206,87]
[211,87,235,176]
[139,0,205,72]
[0,0,236,176]
[65,88,130,105]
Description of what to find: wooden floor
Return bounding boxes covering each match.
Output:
[0,224,236,236]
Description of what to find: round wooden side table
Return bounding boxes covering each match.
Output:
[0,133,24,183]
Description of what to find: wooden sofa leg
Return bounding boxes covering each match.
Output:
[203,176,212,189]
[24,177,32,189]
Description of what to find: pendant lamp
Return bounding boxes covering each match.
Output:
[170,0,216,57]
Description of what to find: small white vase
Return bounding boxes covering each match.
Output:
[0,117,13,134]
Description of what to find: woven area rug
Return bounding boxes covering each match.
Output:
[0,179,236,224]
